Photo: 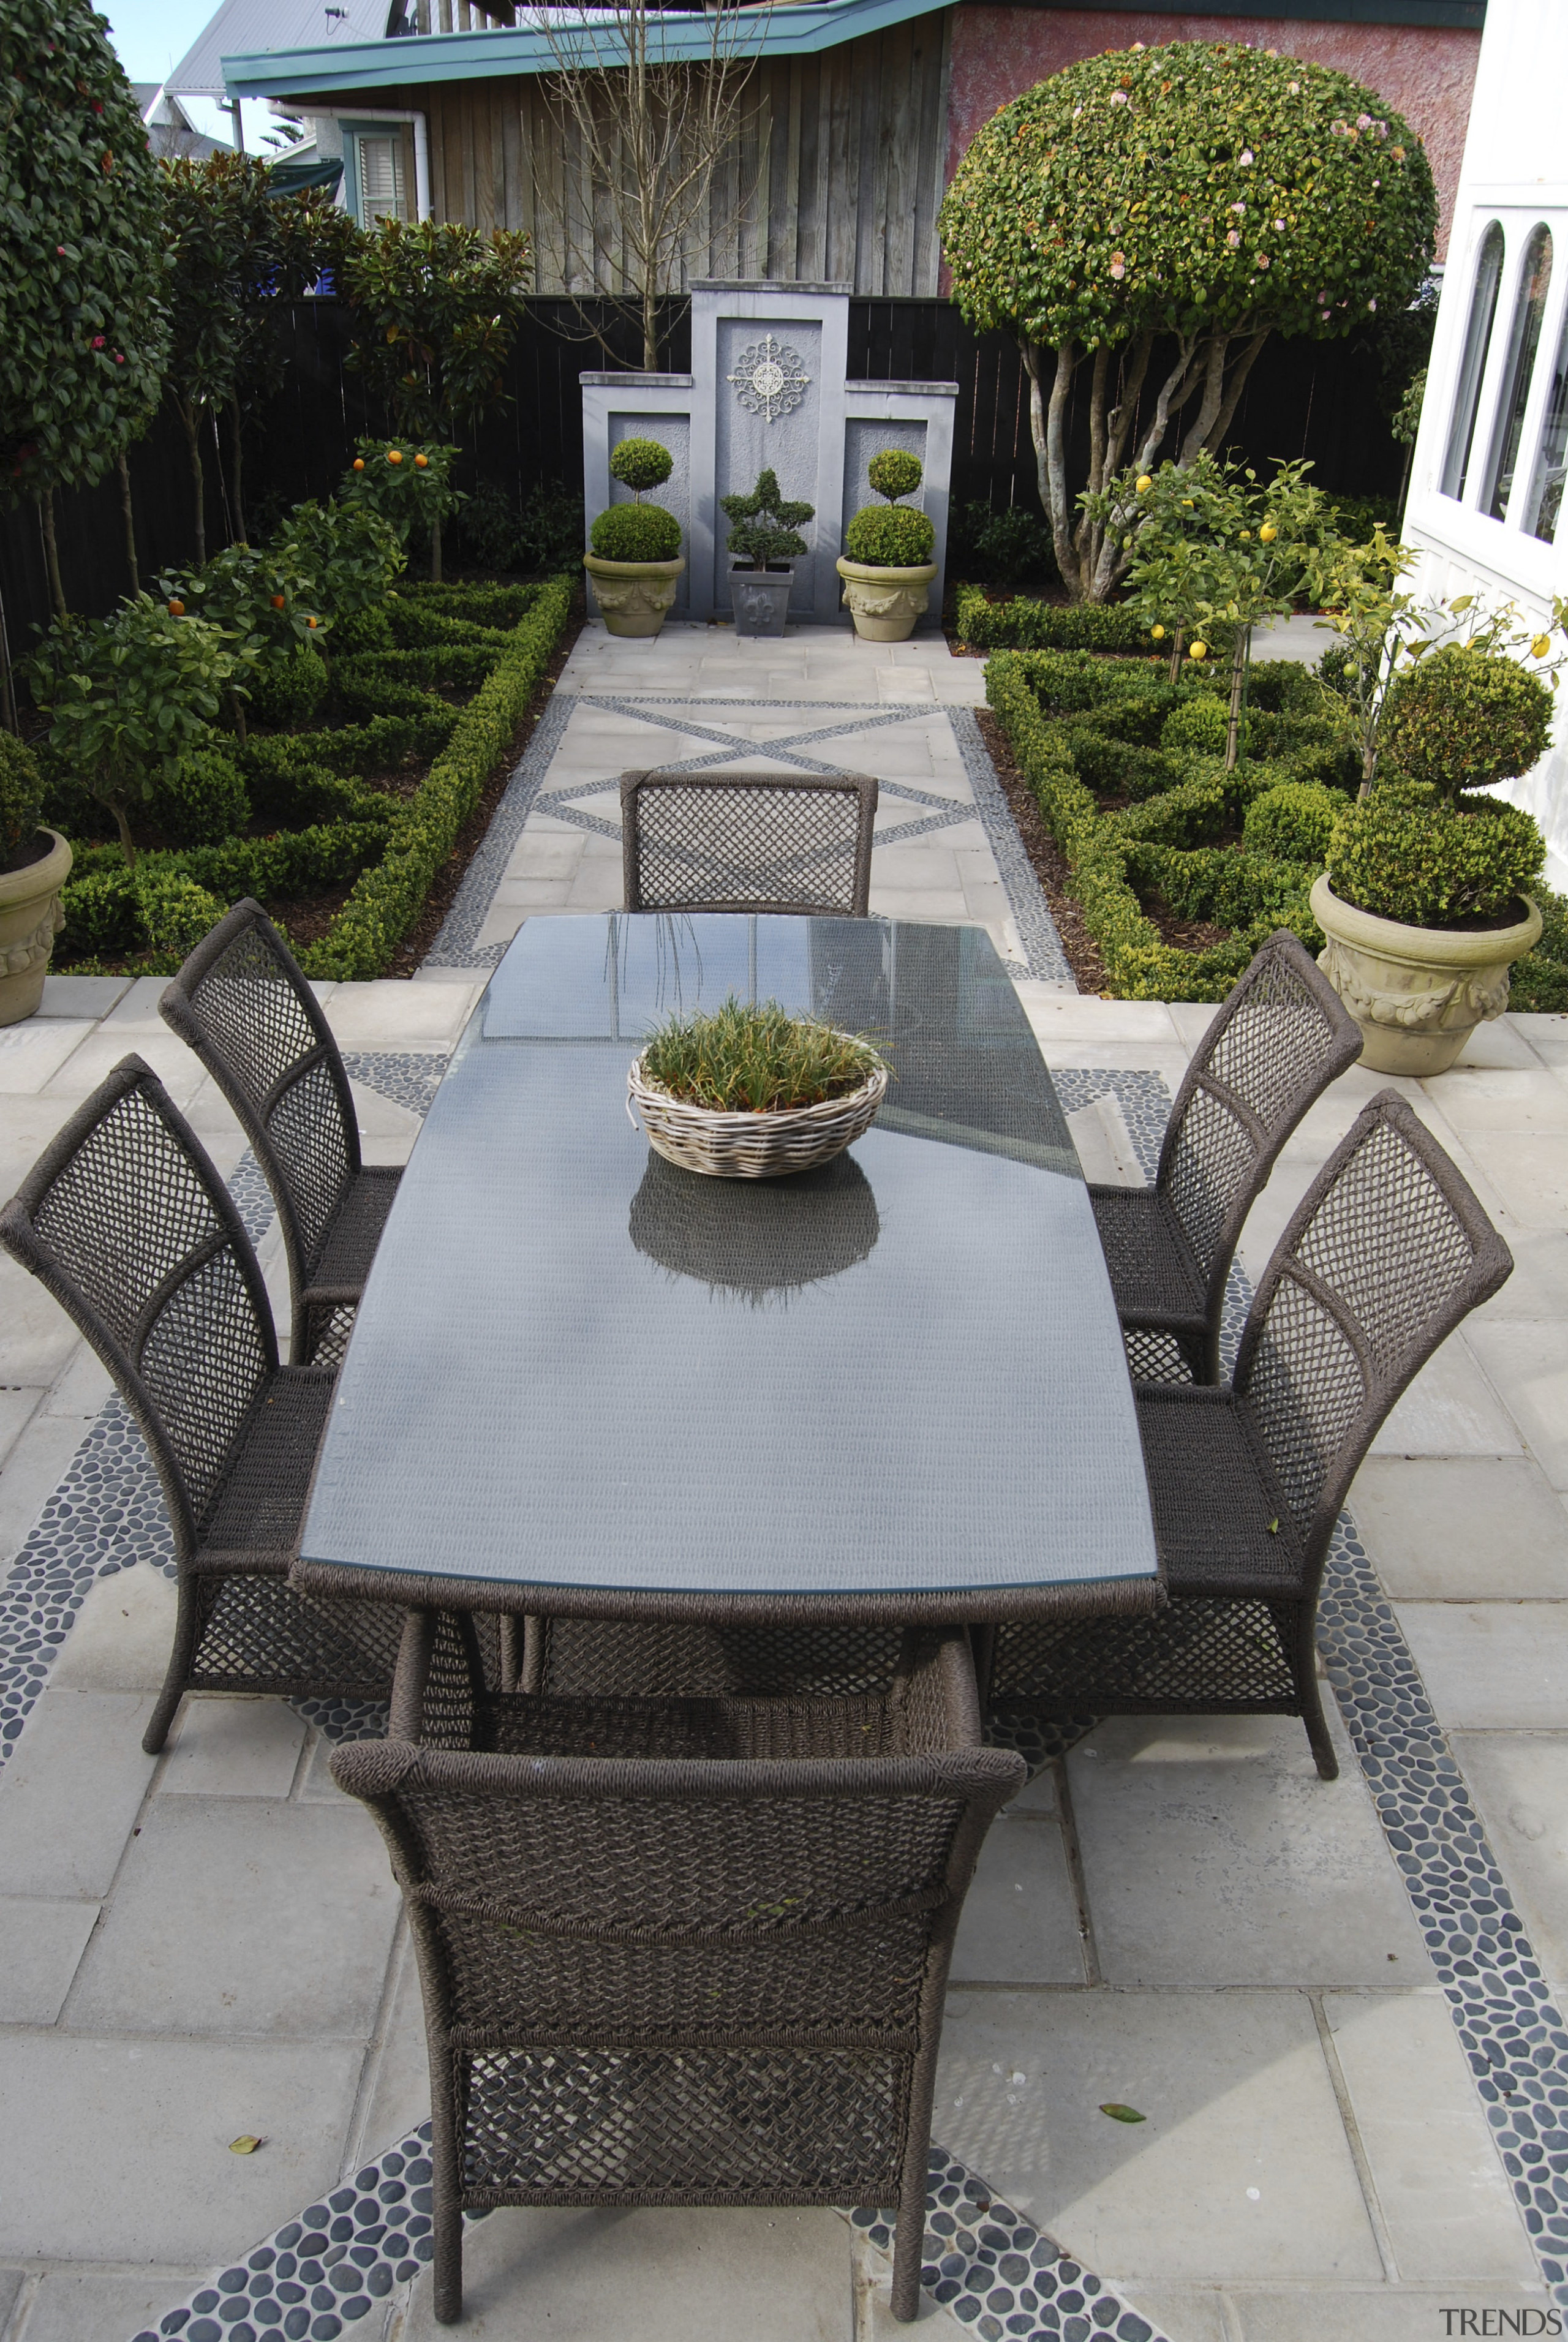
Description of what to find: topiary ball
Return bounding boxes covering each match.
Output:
[1243,780,1351,865]
[609,438,675,497]
[866,448,924,503]
[1381,646,1553,802]
[1161,696,1229,757]
[843,505,936,567]
[151,746,251,847]
[0,732,47,872]
[1329,790,1545,927]
[590,503,683,563]
[244,646,330,732]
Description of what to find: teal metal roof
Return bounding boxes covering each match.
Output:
[223,0,943,100]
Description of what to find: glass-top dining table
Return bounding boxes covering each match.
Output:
[292,913,1162,1626]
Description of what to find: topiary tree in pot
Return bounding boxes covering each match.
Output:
[837,449,938,642]
[1313,645,1557,1074]
[721,469,813,639]
[584,439,685,638]
[0,731,71,1023]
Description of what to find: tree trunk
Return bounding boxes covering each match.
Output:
[37,492,66,623]
[228,396,248,543]
[115,450,140,596]
[227,687,248,746]
[1024,339,1082,600]
[1167,627,1186,684]
[431,515,443,583]
[108,795,137,870]
[1200,329,1271,458]
[0,579,16,736]
[642,279,659,373]
[210,410,235,549]
[1224,626,1251,772]
[178,400,206,565]
[1178,335,1231,465]
[1074,345,1110,589]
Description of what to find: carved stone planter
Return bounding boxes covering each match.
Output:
[583,552,685,638]
[0,829,72,1027]
[836,557,938,642]
[729,568,795,639]
[1310,872,1542,1077]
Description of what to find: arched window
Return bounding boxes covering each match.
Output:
[1442,223,1506,501]
[1526,300,1568,542]
[1485,224,1553,522]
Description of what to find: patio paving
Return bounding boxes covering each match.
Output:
[0,616,1566,2341]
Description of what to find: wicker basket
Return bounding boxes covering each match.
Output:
[627,1052,888,1179]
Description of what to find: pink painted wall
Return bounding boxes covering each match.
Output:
[945,10,1482,262]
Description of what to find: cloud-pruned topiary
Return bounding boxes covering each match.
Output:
[939,41,1436,601]
[1380,645,1554,804]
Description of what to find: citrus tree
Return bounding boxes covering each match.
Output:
[940,40,1436,601]
[0,0,170,636]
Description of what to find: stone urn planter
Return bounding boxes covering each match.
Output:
[1310,872,1542,1077]
[582,552,686,639]
[836,557,938,643]
[0,829,72,1026]
[729,568,795,639]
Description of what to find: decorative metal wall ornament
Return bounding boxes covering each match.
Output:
[726,334,811,424]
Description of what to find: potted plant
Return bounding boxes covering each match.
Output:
[720,470,813,638]
[837,450,938,642]
[1311,643,1553,1074]
[583,439,685,639]
[0,734,72,1026]
[626,996,888,1178]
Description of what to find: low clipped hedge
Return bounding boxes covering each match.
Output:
[986,646,1357,1000]
[956,586,1153,655]
[56,576,572,978]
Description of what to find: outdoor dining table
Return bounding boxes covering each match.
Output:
[292,912,1162,1627]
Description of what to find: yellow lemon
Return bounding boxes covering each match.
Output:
[1135,474,1153,494]
[1150,625,1166,640]
[1260,523,1278,543]
[1533,633,1551,658]
[1238,530,1251,541]
[1182,498,1194,508]
[1189,641,1208,661]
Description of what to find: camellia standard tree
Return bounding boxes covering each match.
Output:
[939,40,1436,601]
[0,0,169,650]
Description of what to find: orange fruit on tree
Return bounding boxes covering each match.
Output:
[387,449,403,465]
[413,453,428,469]
[353,457,365,472]
[271,594,285,609]
[307,616,318,628]
[167,598,184,616]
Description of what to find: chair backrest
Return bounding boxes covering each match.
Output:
[0,1055,277,1559]
[333,1620,1022,2156]
[160,898,360,1289]
[1157,931,1363,1318]
[1235,1087,1512,1575]
[620,769,878,916]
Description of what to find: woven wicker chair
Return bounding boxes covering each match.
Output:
[1088,931,1362,1382]
[0,1056,402,1754]
[988,1090,1513,1779]
[159,897,400,1365]
[620,769,878,916]
[333,1610,1023,2324]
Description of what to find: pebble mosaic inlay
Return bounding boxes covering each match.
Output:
[0,1051,1539,2338]
[424,692,1074,984]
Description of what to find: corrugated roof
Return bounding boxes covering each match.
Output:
[222,0,943,100]
[173,0,402,97]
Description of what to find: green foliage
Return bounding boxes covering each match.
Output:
[0,732,46,869]
[1243,780,1347,864]
[135,867,227,956]
[1329,790,1545,927]
[843,505,935,567]
[0,0,170,507]
[149,744,249,846]
[243,645,329,731]
[1162,696,1229,756]
[31,596,252,865]
[954,502,1057,592]
[342,219,532,438]
[641,997,884,1113]
[274,497,404,627]
[609,437,674,497]
[1379,645,1555,804]
[339,440,462,548]
[722,469,813,570]
[939,40,1436,356]
[589,503,682,562]
[954,586,1151,653]
[866,449,923,503]
[1512,887,1568,1013]
[518,480,586,573]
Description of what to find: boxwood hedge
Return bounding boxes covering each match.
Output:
[56,576,572,979]
[986,646,1360,1000]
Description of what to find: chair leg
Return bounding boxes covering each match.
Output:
[431,2193,464,2325]
[890,2194,924,2322]
[143,1573,200,1753]
[1294,1608,1339,1782]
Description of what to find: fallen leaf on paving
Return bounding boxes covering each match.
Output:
[228,2136,263,2155]
[1099,2104,1146,2124]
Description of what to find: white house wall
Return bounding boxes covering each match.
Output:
[1404,0,1568,887]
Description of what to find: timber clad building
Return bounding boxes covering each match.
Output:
[205,0,1487,294]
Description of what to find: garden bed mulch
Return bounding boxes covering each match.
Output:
[974,705,1110,995]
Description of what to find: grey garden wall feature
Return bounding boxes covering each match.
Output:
[579,285,957,628]
[580,373,696,622]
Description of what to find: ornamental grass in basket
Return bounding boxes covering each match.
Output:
[628,996,889,1179]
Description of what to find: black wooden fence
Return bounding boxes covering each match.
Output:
[0,295,1403,666]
